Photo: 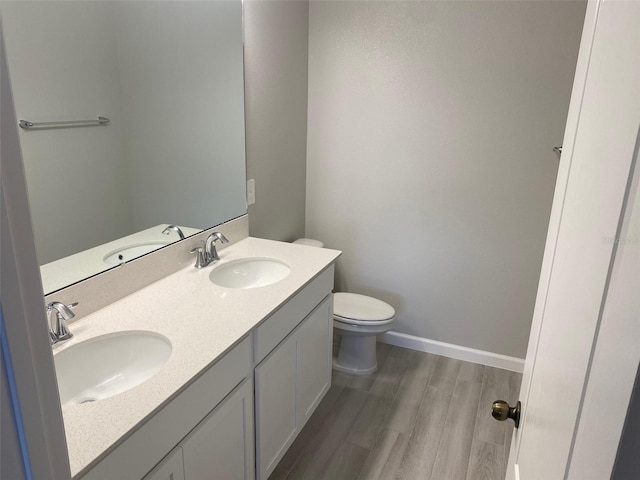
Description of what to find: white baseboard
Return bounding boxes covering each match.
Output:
[379,331,525,373]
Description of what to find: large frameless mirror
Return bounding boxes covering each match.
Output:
[2,0,247,294]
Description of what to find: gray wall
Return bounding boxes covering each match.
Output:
[244,0,309,241]
[305,0,586,358]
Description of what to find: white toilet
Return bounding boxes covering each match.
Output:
[293,239,396,375]
[332,292,395,374]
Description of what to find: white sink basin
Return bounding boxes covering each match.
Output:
[103,241,169,266]
[209,258,291,289]
[54,331,172,405]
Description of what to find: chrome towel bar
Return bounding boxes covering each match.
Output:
[18,116,110,129]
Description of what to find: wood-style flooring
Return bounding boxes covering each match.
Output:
[270,343,521,480]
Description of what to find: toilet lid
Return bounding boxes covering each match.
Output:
[293,238,324,248]
[333,293,395,322]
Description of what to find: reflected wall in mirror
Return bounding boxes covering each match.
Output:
[2,0,247,294]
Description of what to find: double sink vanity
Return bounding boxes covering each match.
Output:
[2,2,336,478]
[51,235,341,480]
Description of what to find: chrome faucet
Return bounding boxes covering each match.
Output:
[46,301,76,345]
[162,224,185,240]
[190,232,229,268]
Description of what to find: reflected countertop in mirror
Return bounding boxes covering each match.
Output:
[2,0,248,294]
[40,223,201,294]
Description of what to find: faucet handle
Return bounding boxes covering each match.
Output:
[190,245,207,269]
[211,232,229,244]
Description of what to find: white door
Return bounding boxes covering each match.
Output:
[506,1,640,479]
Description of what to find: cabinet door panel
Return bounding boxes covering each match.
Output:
[143,447,184,480]
[181,379,254,480]
[255,335,298,478]
[298,296,332,424]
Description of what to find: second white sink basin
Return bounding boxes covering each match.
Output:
[209,258,291,289]
[54,331,172,405]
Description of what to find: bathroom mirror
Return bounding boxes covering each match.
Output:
[1,0,247,294]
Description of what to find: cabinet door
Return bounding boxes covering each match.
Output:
[143,447,184,480]
[181,379,254,480]
[255,334,298,478]
[255,295,333,479]
[297,295,332,425]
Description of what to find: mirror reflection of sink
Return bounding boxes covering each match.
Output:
[103,242,169,266]
[209,258,291,289]
[54,331,172,405]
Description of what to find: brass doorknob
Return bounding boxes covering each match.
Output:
[492,400,521,428]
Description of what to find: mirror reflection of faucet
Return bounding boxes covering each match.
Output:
[47,301,77,345]
[162,225,185,240]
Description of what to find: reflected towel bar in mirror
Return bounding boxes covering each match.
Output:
[19,116,110,129]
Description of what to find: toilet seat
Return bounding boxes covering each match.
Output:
[333,292,395,325]
[333,316,395,327]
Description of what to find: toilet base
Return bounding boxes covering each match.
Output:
[333,334,378,375]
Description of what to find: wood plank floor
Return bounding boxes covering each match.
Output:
[269,343,521,480]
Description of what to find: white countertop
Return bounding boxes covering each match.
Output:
[55,237,341,478]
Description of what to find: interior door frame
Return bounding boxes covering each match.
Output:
[1,18,71,479]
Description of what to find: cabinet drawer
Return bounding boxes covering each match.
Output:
[253,265,334,363]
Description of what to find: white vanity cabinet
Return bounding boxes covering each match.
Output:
[254,268,334,480]
[81,263,336,480]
